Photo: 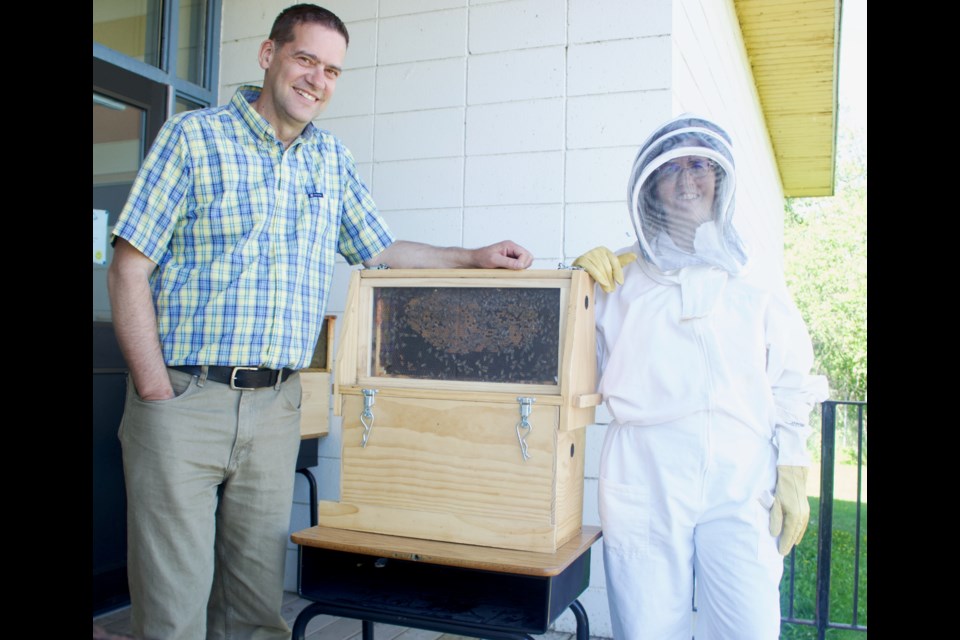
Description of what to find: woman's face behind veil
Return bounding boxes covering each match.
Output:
[652,155,717,252]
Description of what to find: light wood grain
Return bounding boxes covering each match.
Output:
[325,269,596,553]
[299,371,330,439]
[292,525,602,576]
[321,395,584,552]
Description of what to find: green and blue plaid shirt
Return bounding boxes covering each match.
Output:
[112,86,394,370]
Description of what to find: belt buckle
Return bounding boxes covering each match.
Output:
[229,366,259,390]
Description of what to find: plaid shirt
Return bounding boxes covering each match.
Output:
[112,86,394,370]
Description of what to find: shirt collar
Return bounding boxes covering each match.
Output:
[232,85,319,146]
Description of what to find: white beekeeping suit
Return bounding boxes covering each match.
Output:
[585,115,829,640]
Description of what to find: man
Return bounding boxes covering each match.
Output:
[574,114,828,639]
[107,5,533,640]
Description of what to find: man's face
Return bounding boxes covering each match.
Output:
[256,22,347,136]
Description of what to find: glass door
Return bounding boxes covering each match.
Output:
[92,58,167,616]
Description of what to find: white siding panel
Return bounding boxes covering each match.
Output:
[219,37,262,88]
[464,204,561,258]
[380,0,468,18]
[565,147,637,204]
[378,9,467,63]
[553,584,613,638]
[581,477,601,529]
[375,109,466,161]
[464,152,563,206]
[327,265,361,317]
[221,0,296,42]
[343,20,378,69]
[322,67,376,118]
[318,0,378,22]
[378,209,465,246]
[318,115,375,164]
[467,47,566,104]
[375,59,467,112]
[584,422,606,478]
[355,162,374,189]
[373,157,464,210]
[564,202,636,259]
[466,99,564,155]
[468,0,567,53]
[566,90,671,149]
[568,37,671,96]
[568,0,671,43]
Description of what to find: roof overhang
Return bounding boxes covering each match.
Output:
[734,0,841,197]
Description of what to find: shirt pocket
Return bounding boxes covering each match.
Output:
[297,186,331,246]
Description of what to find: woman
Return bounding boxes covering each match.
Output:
[574,114,828,639]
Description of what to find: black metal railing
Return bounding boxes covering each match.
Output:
[781,399,868,639]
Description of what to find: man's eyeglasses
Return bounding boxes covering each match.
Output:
[656,158,717,180]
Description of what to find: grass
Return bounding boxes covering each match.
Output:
[780,497,868,639]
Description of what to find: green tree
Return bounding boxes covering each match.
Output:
[784,111,867,404]
[783,109,866,464]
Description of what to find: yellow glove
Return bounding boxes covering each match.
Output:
[573,247,638,293]
[768,465,810,555]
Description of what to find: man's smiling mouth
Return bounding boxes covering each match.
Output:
[295,88,319,102]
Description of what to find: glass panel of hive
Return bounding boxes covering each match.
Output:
[370,287,561,385]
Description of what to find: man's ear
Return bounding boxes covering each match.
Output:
[258,39,275,71]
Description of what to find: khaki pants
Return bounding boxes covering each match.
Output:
[119,367,302,640]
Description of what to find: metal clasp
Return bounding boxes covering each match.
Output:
[360,388,378,447]
[229,366,258,390]
[516,396,535,461]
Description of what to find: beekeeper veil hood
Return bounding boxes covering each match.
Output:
[627,114,748,275]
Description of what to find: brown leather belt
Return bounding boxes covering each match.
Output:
[171,365,296,390]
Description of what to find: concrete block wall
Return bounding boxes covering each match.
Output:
[218,1,784,637]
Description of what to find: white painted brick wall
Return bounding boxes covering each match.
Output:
[565,202,636,257]
[566,90,671,150]
[341,20,379,68]
[467,47,566,104]
[375,58,467,112]
[379,208,466,247]
[380,0,467,18]
[468,0,567,53]
[569,0,671,42]
[216,2,787,637]
[565,146,638,204]
[317,0,378,22]
[568,37,673,96]
[378,8,467,63]
[322,67,376,118]
[319,115,375,162]
[374,157,465,209]
[466,99,564,154]
[375,108,465,160]
[465,152,563,206]
[464,204,562,257]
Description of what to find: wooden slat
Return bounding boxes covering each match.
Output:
[733,0,839,197]
[292,525,602,576]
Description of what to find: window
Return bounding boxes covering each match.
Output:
[93,0,221,114]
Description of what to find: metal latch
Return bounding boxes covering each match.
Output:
[515,396,535,461]
[360,388,378,447]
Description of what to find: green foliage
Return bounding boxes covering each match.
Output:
[783,109,867,463]
[783,114,867,405]
[780,497,868,639]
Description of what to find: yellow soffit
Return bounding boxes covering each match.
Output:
[734,0,841,197]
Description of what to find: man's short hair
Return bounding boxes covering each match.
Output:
[269,4,349,47]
